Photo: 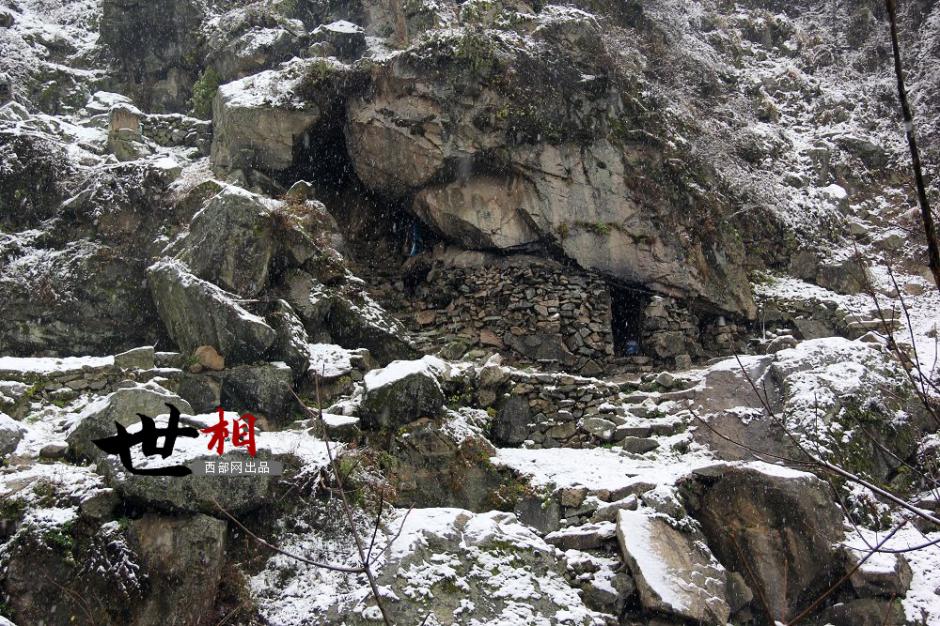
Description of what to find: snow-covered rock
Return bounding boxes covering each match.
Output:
[359,356,448,429]
[616,509,730,625]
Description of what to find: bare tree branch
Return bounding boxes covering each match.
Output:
[291,377,395,626]
[211,497,366,574]
[785,518,909,626]
[884,0,940,292]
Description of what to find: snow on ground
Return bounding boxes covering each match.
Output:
[845,524,940,625]
[249,504,367,623]
[0,461,108,542]
[492,447,715,495]
[13,391,105,457]
[0,461,105,507]
[252,506,603,626]
[307,343,356,378]
[364,355,448,389]
[0,354,113,374]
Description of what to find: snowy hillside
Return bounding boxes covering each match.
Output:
[1,0,939,625]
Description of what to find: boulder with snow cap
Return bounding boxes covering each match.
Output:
[310,20,367,59]
[303,508,601,625]
[0,412,24,456]
[695,338,937,483]
[147,258,277,365]
[66,384,194,461]
[680,462,846,623]
[211,58,366,174]
[210,60,323,173]
[176,186,281,297]
[616,508,730,624]
[617,510,730,625]
[359,356,447,429]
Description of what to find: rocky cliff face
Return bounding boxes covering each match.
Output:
[1,0,939,625]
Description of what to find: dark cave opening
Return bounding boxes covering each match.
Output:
[610,285,651,357]
[283,113,356,193]
[280,115,443,278]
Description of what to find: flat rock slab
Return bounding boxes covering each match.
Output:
[616,509,730,625]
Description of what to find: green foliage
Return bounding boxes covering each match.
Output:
[300,59,334,93]
[446,390,473,408]
[189,67,222,120]
[432,578,462,595]
[296,59,368,104]
[32,481,58,506]
[49,395,73,409]
[43,522,74,554]
[0,498,26,524]
[578,221,612,236]
[486,481,531,511]
[452,29,503,77]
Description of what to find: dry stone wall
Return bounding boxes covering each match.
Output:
[142,113,212,155]
[408,255,615,376]
[397,252,742,374]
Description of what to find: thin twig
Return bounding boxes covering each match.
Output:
[215,602,244,626]
[786,519,908,625]
[292,378,395,626]
[211,497,365,574]
[366,492,385,565]
[42,574,99,626]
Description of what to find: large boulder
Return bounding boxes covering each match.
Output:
[0,510,148,625]
[326,291,421,364]
[128,514,227,626]
[177,186,281,297]
[0,147,196,356]
[692,339,936,487]
[681,462,846,623]
[221,362,294,422]
[256,507,600,626]
[66,384,194,461]
[211,60,322,173]
[203,6,308,83]
[345,24,755,317]
[100,441,275,516]
[278,269,419,364]
[211,58,365,174]
[147,259,277,365]
[0,476,228,626]
[411,175,541,250]
[359,356,447,429]
[0,411,24,456]
[382,416,507,510]
[616,509,730,624]
[0,239,164,356]
[264,299,312,377]
[100,0,205,111]
[0,127,72,230]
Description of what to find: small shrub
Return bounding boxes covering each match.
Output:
[189,67,222,120]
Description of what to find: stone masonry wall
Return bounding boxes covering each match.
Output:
[142,113,212,155]
[408,255,614,376]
